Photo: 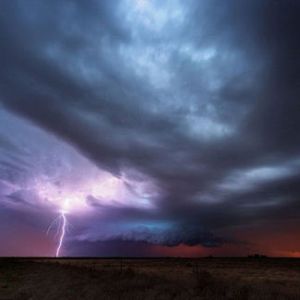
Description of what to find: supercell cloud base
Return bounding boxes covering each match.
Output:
[0,0,299,257]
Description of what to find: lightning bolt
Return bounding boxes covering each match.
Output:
[47,199,69,257]
[55,210,67,257]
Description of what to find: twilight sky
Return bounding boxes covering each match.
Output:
[0,0,299,257]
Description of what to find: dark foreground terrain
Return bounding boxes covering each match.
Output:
[0,258,300,299]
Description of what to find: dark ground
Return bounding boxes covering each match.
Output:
[0,258,300,299]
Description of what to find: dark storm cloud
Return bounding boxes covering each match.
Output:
[66,240,159,257]
[109,225,225,247]
[75,225,224,248]
[0,0,299,253]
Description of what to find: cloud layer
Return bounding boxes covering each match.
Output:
[0,0,299,256]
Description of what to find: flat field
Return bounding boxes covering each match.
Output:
[0,258,300,299]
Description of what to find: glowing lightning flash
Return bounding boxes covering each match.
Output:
[50,199,70,257]
[55,210,67,257]
[40,176,129,256]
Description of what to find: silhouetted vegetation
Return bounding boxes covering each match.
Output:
[248,253,268,258]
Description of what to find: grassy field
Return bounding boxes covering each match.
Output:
[0,258,300,299]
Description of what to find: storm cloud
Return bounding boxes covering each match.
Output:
[0,0,299,256]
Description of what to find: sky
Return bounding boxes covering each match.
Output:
[0,0,299,257]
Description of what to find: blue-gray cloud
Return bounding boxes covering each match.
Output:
[0,0,299,254]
